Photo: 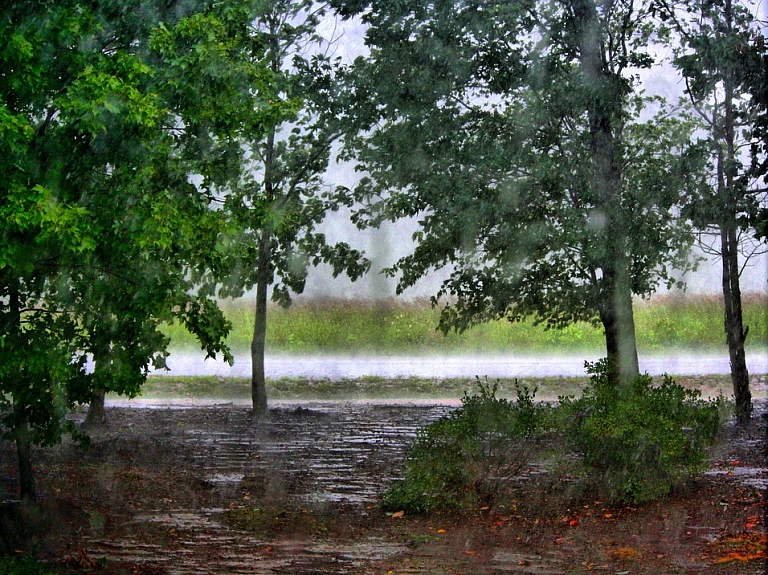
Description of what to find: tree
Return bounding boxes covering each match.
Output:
[654,0,768,422]
[215,0,369,416]
[0,0,274,500]
[334,0,703,383]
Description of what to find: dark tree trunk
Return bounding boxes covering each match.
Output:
[721,222,752,422]
[251,229,271,418]
[15,421,36,502]
[84,388,107,427]
[718,0,751,423]
[599,267,640,384]
[572,0,640,385]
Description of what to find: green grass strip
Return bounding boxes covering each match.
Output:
[162,294,768,355]
[137,373,755,402]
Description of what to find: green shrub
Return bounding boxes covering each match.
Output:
[559,359,723,505]
[0,557,54,575]
[382,379,548,514]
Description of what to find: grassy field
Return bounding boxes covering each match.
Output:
[138,372,766,401]
[164,293,768,355]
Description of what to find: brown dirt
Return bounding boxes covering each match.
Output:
[0,400,766,575]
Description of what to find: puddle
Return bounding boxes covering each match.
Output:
[492,550,565,574]
[80,403,449,574]
[704,466,768,490]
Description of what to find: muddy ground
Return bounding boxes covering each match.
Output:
[0,398,766,574]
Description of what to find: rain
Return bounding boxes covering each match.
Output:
[1,1,767,574]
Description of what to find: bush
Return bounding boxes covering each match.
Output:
[559,359,723,505]
[0,557,54,575]
[382,379,549,514]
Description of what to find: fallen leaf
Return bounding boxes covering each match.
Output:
[745,522,757,529]
[479,506,490,510]
[569,519,579,527]
[604,513,613,519]
[391,510,405,519]
[437,528,447,534]
[517,560,530,566]
[729,460,740,466]
[464,550,477,555]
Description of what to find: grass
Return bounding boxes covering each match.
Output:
[137,372,759,401]
[162,293,768,355]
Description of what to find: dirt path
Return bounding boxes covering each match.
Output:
[0,400,765,574]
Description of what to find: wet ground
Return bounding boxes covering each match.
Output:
[0,399,766,574]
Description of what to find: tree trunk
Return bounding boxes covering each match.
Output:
[600,262,640,384]
[721,222,752,422]
[251,229,271,418]
[718,0,751,423]
[84,388,107,427]
[571,0,640,385]
[15,421,36,502]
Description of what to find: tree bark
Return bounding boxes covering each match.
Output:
[251,229,271,417]
[572,0,640,384]
[600,261,640,383]
[721,222,752,422]
[718,0,751,423]
[15,421,36,502]
[84,388,107,427]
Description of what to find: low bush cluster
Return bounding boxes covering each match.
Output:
[559,359,723,504]
[383,379,549,513]
[384,360,725,513]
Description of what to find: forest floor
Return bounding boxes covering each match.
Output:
[0,379,766,574]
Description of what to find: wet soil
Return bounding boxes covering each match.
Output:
[0,399,766,574]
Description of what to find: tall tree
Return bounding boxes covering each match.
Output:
[654,0,768,422]
[334,0,703,383]
[0,0,273,500]
[216,0,369,416]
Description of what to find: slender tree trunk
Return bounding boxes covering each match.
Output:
[8,284,36,500]
[251,229,271,417]
[718,0,751,423]
[15,421,36,502]
[721,222,752,422]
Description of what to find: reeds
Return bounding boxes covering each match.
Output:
[162,293,768,354]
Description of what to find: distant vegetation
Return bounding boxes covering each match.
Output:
[163,293,768,354]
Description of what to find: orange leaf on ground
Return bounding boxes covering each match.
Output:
[713,552,766,564]
[391,510,405,519]
[436,528,447,534]
[569,519,579,527]
[604,513,613,519]
[464,550,477,555]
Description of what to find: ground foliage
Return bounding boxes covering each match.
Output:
[383,379,549,513]
[559,359,725,504]
[386,362,728,513]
